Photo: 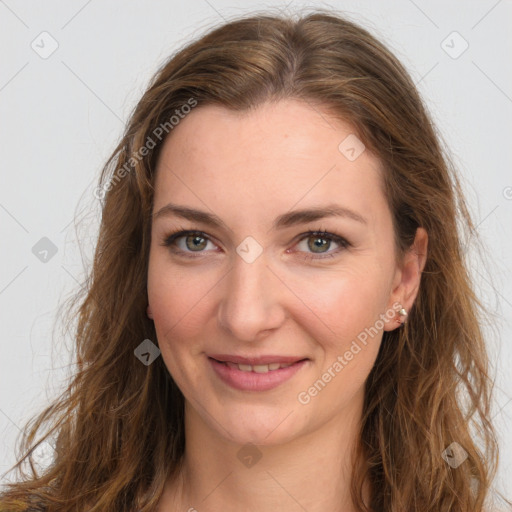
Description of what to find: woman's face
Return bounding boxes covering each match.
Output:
[147,98,407,445]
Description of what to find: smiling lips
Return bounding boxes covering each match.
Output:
[209,353,306,372]
[223,361,294,373]
[208,354,309,391]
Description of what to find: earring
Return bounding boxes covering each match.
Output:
[397,307,408,327]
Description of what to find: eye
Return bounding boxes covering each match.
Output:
[161,230,218,258]
[292,230,351,261]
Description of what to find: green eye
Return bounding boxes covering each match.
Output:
[163,231,214,255]
[184,233,208,251]
[293,231,350,261]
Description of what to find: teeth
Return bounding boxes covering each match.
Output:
[223,361,297,372]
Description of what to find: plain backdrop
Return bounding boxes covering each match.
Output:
[1,0,511,503]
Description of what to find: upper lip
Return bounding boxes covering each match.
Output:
[208,354,308,365]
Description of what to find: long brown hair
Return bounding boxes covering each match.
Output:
[1,8,507,512]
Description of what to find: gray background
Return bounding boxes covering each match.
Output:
[1,0,511,502]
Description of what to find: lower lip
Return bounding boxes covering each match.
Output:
[208,357,308,391]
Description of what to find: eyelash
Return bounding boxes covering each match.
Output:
[160,227,351,262]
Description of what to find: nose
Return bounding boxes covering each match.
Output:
[217,251,287,342]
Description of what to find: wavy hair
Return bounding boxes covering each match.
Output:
[0,8,507,512]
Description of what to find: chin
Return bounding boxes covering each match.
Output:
[208,403,305,446]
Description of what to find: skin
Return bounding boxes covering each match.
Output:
[147,98,428,512]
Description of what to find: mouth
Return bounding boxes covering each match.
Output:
[207,355,309,391]
[211,358,305,373]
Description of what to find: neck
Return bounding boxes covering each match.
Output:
[159,392,370,512]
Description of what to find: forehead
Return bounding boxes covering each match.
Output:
[153,99,387,229]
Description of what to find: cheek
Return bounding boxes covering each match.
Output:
[285,265,392,348]
[147,266,210,392]
[148,252,206,319]
[147,258,219,357]
[295,273,386,410]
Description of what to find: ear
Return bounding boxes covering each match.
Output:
[147,305,154,319]
[383,227,428,331]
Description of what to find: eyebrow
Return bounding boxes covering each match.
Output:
[153,202,368,230]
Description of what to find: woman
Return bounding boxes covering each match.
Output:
[0,9,508,512]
